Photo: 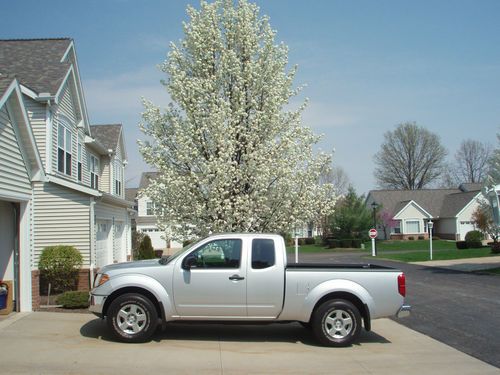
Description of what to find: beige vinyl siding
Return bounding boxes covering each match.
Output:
[113,141,124,198]
[78,129,90,187]
[53,82,78,181]
[0,106,31,196]
[23,97,47,168]
[32,181,91,267]
[100,155,111,193]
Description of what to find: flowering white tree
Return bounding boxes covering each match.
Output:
[139,0,336,240]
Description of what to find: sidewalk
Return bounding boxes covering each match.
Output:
[411,255,500,272]
[0,312,498,374]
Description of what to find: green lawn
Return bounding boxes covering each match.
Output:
[477,267,500,276]
[376,248,495,262]
[364,240,457,252]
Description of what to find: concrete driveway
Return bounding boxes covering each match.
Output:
[0,312,498,374]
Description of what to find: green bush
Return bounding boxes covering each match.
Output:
[340,239,352,248]
[456,241,468,250]
[491,242,500,254]
[351,239,362,248]
[408,236,415,241]
[298,238,305,246]
[418,235,425,240]
[465,231,483,248]
[38,245,82,293]
[305,237,315,245]
[56,291,89,309]
[136,235,155,260]
[327,239,339,249]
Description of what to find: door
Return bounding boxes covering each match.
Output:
[0,201,17,310]
[246,238,285,317]
[173,238,247,317]
[96,220,111,268]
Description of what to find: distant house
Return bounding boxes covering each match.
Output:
[126,172,183,254]
[0,38,134,311]
[366,183,486,241]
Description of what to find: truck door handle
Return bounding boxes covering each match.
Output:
[229,275,245,281]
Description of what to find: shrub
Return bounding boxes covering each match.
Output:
[456,241,468,250]
[305,237,315,245]
[340,239,352,248]
[136,235,155,260]
[418,235,425,240]
[56,291,89,309]
[327,239,339,249]
[491,242,500,254]
[467,241,483,249]
[408,236,415,241]
[351,239,362,248]
[465,230,483,245]
[298,238,305,246]
[38,245,82,293]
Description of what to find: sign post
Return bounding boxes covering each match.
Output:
[369,228,378,257]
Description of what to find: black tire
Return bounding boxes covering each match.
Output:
[312,299,361,347]
[107,293,158,343]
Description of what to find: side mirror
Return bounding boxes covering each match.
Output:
[182,255,197,270]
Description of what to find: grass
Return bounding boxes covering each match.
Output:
[365,239,457,252]
[477,267,500,275]
[376,248,496,262]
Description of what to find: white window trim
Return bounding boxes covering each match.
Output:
[57,123,73,176]
[89,154,99,190]
[405,219,421,234]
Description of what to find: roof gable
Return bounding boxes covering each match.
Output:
[89,124,123,154]
[139,172,159,190]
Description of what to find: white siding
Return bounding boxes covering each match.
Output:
[23,97,47,168]
[100,155,111,193]
[32,182,91,267]
[0,106,31,196]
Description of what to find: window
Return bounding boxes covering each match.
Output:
[77,142,83,182]
[57,124,72,175]
[114,159,122,196]
[406,220,420,234]
[187,239,242,269]
[89,155,99,190]
[146,201,155,216]
[393,220,401,234]
[252,239,275,269]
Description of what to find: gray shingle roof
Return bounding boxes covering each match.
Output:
[0,38,72,95]
[368,186,481,219]
[0,74,15,98]
[139,172,159,190]
[89,124,122,151]
[125,188,138,202]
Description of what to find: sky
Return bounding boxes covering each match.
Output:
[2,0,499,194]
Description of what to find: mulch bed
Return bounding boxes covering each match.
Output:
[37,294,91,314]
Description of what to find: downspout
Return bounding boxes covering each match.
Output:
[89,197,96,287]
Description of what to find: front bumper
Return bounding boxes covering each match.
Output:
[88,293,107,318]
[397,304,411,318]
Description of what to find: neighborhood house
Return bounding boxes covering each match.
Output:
[366,183,486,241]
[0,38,134,312]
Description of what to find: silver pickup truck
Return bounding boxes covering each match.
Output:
[89,233,410,346]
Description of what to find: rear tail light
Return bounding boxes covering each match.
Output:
[398,273,406,297]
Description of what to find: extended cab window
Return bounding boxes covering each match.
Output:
[189,239,242,268]
[252,239,275,269]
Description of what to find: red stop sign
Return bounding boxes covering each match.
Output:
[369,228,378,239]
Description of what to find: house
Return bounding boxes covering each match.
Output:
[366,183,486,241]
[0,38,133,311]
[126,172,182,254]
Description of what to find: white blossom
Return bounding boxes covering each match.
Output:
[139,0,337,240]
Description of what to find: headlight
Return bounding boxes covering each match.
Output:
[94,273,110,288]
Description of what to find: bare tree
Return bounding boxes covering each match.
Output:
[374,122,447,190]
[450,140,492,184]
[320,166,350,196]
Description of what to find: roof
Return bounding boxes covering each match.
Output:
[125,188,138,202]
[139,172,159,190]
[368,184,482,219]
[89,124,122,151]
[0,74,15,98]
[0,38,72,95]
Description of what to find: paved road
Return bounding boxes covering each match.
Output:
[293,251,500,369]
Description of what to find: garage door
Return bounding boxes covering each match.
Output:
[114,222,125,263]
[459,221,475,241]
[96,220,111,268]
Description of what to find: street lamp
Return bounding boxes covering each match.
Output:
[428,220,434,260]
[485,185,500,226]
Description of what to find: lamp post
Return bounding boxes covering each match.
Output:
[371,202,378,255]
[428,220,434,260]
[485,185,500,226]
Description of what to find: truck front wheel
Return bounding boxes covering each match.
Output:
[107,293,158,343]
[312,299,361,347]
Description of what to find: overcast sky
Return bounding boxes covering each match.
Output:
[2,0,499,194]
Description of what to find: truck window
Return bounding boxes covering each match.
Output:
[251,239,275,269]
[189,239,242,268]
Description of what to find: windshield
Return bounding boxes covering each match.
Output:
[164,239,202,264]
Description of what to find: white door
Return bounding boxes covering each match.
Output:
[173,238,247,317]
[96,220,111,268]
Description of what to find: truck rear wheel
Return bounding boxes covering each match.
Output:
[107,293,158,343]
[312,299,361,347]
